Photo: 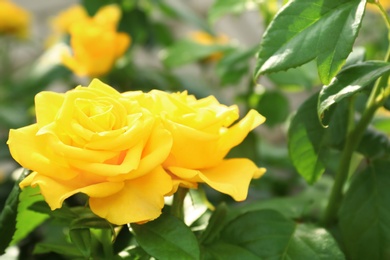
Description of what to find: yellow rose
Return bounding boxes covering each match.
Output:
[62,5,131,77]
[0,0,30,38]
[133,90,266,201]
[189,31,229,62]
[7,79,173,225]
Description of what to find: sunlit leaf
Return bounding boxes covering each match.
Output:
[255,0,366,84]
[11,186,49,245]
[340,159,390,260]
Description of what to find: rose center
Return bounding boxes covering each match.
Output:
[76,99,116,131]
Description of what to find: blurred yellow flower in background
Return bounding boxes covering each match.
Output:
[50,4,89,35]
[0,0,30,38]
[62,5,131,77]
[134,90,266,201]
[189,31,229,62]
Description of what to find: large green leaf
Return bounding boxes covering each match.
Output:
[162,40,233,68]
[255,0,366,84]
[288,91,351,183]
[205,209,344,259]
[339,159,390,260]
[131,213,200,260]
[288,94,326,184]
[318,61,390,121]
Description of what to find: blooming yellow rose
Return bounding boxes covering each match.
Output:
[0,0,30,38]
[7,79,173,225]
[189,31,229,62]
[132,90,266,201]
[62,5,131,77]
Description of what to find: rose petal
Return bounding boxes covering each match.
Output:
[35,91,64,126]
[219,109,265,152]
[8,126,77,180]
[20,172,124,210]
[89,166,172,225]
[132,123,172,177]
[169,158,266,201]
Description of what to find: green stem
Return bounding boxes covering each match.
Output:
[170,187,188,221]
[376,1,390,29]
[321,39,390,227]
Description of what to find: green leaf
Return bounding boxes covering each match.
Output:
[116,246,150,260]
[233,175,334,221]
[339,159,390,260]
[213,209,344,259]
[34,243,84,257]
[216,46,258,86]
[131,213,200,260]
[255,90,290,127]
[357,128,390,159]
[288,93,326,184]
[11,186,49,245]
[318,61,390,121]
[162,40,232,68]
[267,61,320,90]
[203,242,259,260]
[199,203,228,245]
[119,8,151,45]
[288,92,350,183]
[0,170,28,255]
[157,1,213,34]
[69,228,92,258]
[208,0,258,24]
[255,0,366,84]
